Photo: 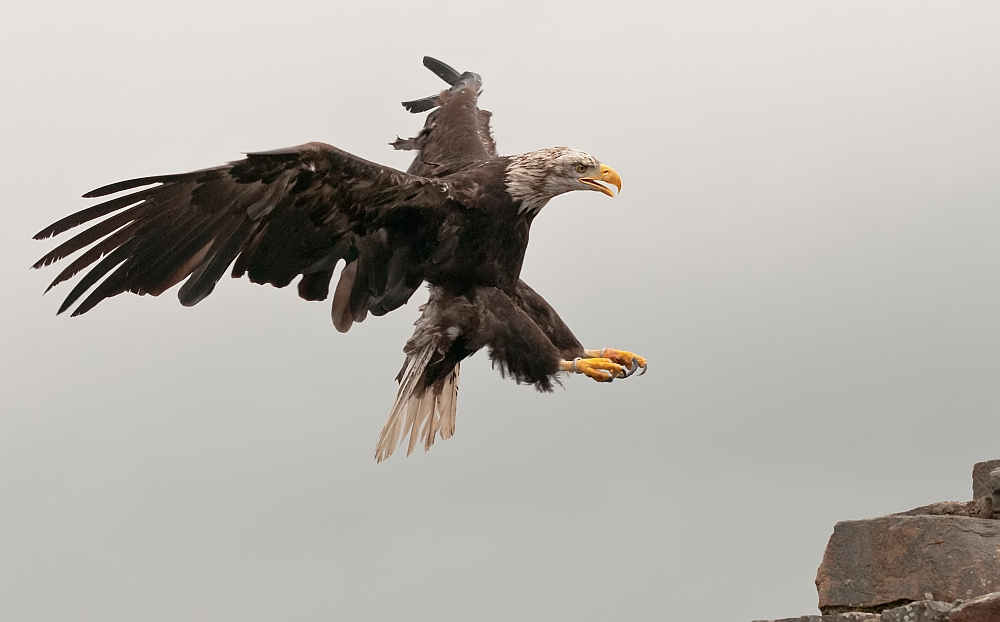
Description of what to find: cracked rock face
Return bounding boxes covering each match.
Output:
[971,460,1000,501]
[815,516,1000,613]
[879,600,953,622]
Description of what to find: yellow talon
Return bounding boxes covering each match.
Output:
[583,348,648,377]
[559,357,626,382]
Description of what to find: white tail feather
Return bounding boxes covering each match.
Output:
[375,346,460,462]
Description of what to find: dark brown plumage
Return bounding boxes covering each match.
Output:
[33,57,645,461]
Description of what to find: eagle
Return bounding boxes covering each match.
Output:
[32,57,647,461]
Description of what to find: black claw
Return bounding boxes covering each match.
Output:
[638,363,648,376]
[622,362,637,378]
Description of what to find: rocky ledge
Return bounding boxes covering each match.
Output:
[754,460,1000,622]
[755,592,1000,622]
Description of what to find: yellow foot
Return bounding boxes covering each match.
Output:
[559,357,627,383]
[583,348,648,378]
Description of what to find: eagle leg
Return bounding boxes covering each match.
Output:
[559,357,628,383]
[584,348,648,378]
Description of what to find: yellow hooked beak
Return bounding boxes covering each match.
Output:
[580,164,622,197]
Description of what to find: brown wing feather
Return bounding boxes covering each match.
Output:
[391,61,497,177]
[33,142,449,316]
[330,59,501,332]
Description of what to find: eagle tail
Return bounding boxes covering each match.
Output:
[375,345,459,462]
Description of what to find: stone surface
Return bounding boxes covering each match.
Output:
[895,499,993,519]
[972,460,1000,500]
[880,599,953,622]
[950,591,1000,622]
[816,515,1000,612]
[755,462,1000,622]
[753,614,879,622]
[754,595,1000,622]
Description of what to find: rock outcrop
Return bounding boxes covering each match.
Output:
[816,515,1000,611]
[753,460,1000,622]
[949,592,1000,622]
[972,460,1000,501]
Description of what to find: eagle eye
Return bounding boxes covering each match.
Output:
[574,163,588,174]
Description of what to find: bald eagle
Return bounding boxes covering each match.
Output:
[33,57,647,461]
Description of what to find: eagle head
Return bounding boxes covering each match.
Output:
[505,147,622,215]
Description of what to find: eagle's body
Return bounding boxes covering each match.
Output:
[405,160,530,293]
[33,57,646,461]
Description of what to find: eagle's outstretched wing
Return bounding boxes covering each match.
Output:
[33,142,449,317]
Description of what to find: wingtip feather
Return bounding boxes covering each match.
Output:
[401,96,440,114]
[422,56,462,85]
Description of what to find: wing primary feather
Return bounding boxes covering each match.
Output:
[70,210,225,314]
[62,206,223,313]
[400,57,468,113]
[57,239,141,315]
[422,56,462,85]
[82,167,224,198]
[70,262,137,316]
[34,194,149,240]
[401,96,440,114]
[32,203,151,269]
[123,209,233,295]
[230,227,262,279]
[177,218,255,306]
[43,222,144,292]
[401,63,481,114]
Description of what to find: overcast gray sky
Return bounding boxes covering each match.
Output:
[3,2,999,620]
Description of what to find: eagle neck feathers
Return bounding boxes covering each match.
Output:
[503,149,565,216]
